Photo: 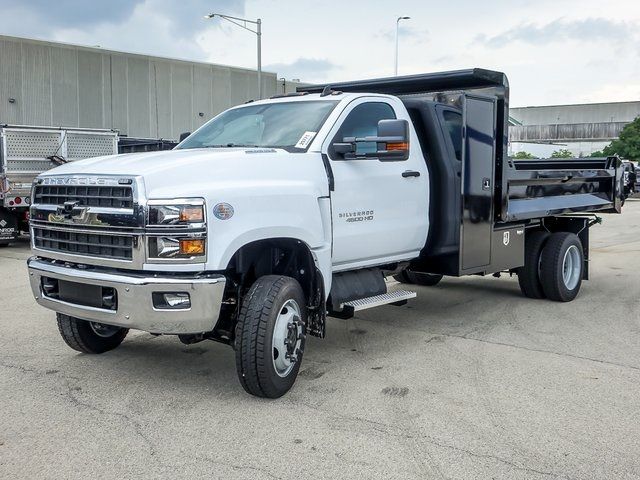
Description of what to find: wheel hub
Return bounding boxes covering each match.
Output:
[89,322,121,338]
[272,299,304,377]
[562,245,581,290]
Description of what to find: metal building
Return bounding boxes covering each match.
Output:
[0,35,300,140]
[509,101,640,157]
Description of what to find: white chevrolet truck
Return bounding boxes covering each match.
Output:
[27,69,622,398]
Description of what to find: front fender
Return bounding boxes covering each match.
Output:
[206,192,333,295]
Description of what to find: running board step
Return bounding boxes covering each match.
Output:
[342,290,417,311]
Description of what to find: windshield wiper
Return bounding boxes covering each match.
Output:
[205,143,259,148]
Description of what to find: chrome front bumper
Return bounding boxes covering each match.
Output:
[27,257,226,334]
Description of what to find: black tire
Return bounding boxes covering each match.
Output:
[0,242,9,248]
[517,230,550,299]
[394,270,443,286]
[235,275,307,398]
[539,232,584,302]
[56,314,128,353]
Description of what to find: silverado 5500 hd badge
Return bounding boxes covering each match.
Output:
[339,210,374,223]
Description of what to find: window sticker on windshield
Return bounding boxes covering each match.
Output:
[295,131,317,149]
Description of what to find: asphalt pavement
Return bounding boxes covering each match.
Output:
[1,200,639,479]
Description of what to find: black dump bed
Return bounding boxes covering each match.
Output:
[299,68,623,223]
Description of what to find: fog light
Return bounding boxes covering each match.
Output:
[152,292,191,310]
[165,293,190,307]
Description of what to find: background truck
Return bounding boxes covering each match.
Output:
[26,69,622,398]
[0,125,118,245]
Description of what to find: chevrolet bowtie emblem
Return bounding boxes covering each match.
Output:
[56,201,87,220]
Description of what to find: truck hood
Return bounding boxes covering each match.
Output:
[39,147,323,198]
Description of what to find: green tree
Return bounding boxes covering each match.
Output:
[551,149,574,158]
[601,116,640,161]
[513,151,537,159]
[590,150,605,157]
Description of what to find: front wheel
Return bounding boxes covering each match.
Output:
[56,314,128,353]
[540,232,584,302]
[235,275,307,398]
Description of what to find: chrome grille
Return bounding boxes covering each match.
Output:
[33,185,133,209]
[32,227,133,260]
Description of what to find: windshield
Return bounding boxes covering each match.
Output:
[177,100,339,152]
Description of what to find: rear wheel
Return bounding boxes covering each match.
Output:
[517,230,550,299]
[235,275,307,398]
[540,232,584,302]
[394,270,443,286]
[56,314,128,353]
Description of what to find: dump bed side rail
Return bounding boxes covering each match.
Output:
[504,156,622,222]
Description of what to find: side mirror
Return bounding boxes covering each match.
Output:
[331,119,410,161]
[179,132,191,142]
[377,119,408,141]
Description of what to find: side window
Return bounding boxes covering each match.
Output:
[442,110,463,161]
[330,102,396,158]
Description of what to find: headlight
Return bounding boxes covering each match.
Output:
[148,201,205,226]
[148,236,206,259]
[146,199,206,262]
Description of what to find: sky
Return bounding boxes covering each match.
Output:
[0,0,638,107]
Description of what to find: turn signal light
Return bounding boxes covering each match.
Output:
[386,142,409,151]
[179,206,204,223]
[179,239,205,255]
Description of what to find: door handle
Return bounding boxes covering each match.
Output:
[402,170,420,178]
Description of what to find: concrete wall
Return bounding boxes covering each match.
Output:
[0,35,302,140]
[510,122,629,142]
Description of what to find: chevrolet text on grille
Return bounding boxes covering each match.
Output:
[39,177,132,186]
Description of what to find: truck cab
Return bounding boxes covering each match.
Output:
[27,69,623,398]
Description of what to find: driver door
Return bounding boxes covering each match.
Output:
[323,98,429,271]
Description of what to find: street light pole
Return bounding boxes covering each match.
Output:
[395,16,410,76]
[204,13,263,99]
[257,18,261,99]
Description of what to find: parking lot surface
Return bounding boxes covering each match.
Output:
[1,200,639,480]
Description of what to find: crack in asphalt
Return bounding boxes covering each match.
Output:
[330,312,640,374]
[296,401,571,479]
[60,378,157,457]
[0,362,39,373]
[191,454,283,480]
[0,361,157,458]
[445,334,640,372]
